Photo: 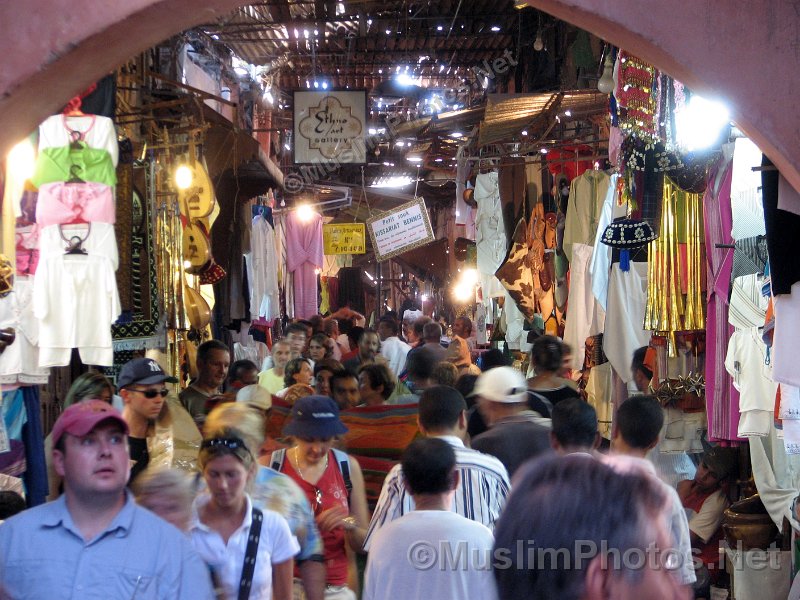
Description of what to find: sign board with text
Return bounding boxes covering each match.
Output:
[293,90,367,164]
[323,223,366,255]
[366,197,435,262]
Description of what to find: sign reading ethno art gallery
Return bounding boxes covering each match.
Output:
[367,197,435,262]
[323,223,366,255]
[294,91,366,164]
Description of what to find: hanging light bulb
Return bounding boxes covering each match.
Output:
[597,52,615,94]
[533,30,544,52]
[175,165,193,190]
[296,204,315,222]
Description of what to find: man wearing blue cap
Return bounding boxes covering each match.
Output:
[0,401,214,599]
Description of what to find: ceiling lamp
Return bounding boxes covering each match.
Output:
[675,95,730,151]
[597,51,615,94]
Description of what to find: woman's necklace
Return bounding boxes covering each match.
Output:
[293,448,328,509]
[292,447,328,483]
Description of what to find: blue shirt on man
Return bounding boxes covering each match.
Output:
[0,492,214,599]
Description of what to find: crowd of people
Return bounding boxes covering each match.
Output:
[0,307,735,600]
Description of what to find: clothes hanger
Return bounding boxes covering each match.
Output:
[60,223,91,255]
[66,164,85,184]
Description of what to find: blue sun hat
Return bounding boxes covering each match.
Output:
[283,395,349,438]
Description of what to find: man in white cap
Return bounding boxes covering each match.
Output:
[0,401,214,598]
[471,366,553,477]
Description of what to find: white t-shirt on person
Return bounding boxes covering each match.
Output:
[190,494,299,600]
[363,510,498,600]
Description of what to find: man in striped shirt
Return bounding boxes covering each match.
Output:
[363,385,510,551]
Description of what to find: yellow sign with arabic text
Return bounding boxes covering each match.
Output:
[323,223,366,255]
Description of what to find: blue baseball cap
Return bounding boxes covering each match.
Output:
[117,358,178,389]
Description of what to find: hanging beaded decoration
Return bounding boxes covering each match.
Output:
[615,52,658,142]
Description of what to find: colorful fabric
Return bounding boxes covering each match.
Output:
[31,144,116,188]
[0,389,27,479]
[339,403,421,461]
[110,165,160,354]
[36,181,115,226]
[266,397,293,441]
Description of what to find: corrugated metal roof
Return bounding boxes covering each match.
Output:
[478,90,608,146]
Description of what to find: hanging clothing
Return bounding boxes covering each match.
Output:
[0,279,49,384]
[563,243,605,371]
[586,361,613,439]
[31,144,116,189]
[602,262,651,383]
[772,281,800,389]
[499,157,526,243]
[21,386,47,506]
[703,153,740,442]
[778,173,800,216]
[35,182,115,226]
[337,267,364,313]
[474,171,507,299]
[246,214,280,321]
[33,222,121,366]
[730,137,766,241]
[729,274,768,331]
[730,236,768,284]
[725,327,776,438]
[503,291,527,352]
[285,211,323,319]
[0,389,28,480]
[562,170,611,262]
[590,173,623,309]
[38,114,119,166]
[762,155,800,294]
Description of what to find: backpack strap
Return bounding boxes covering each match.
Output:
[331,448,352,498]
[270,448,286,472]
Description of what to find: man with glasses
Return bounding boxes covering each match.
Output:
[119,357,201,483]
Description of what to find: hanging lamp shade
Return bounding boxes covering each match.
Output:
[601,219,658,271]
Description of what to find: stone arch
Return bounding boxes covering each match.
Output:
[2,0,799,191]
[522,0,800,191]
[0,0,247,157]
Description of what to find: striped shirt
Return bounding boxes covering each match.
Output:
[363,435,511,551]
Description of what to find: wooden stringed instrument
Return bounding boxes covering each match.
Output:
[180,137,214,274]
[177,137,214,219]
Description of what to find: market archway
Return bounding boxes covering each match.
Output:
[2,0,800,193]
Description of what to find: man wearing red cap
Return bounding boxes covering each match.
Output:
[0,401,214,599]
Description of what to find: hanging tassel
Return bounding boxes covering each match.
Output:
[620,248,631,272]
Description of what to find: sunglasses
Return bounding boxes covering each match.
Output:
[201,437,249,451]
[126,388,169,398]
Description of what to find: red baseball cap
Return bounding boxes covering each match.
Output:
[51,400,129,448]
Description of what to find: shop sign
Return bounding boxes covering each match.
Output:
[323,223,366,255]
[294,91,366,164]
[366,197,435,262]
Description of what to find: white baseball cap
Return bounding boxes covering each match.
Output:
[472,366,528,403]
